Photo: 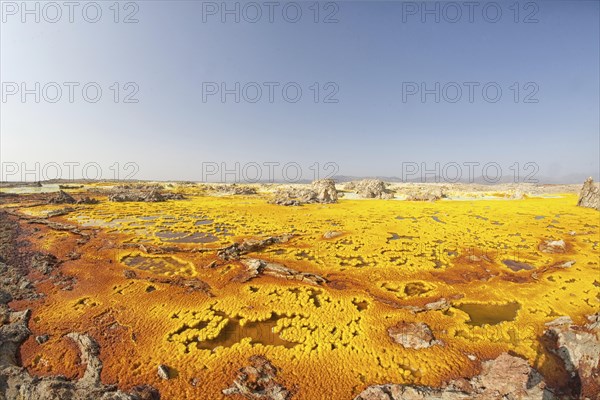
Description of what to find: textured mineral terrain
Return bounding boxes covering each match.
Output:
[0,179,599,400]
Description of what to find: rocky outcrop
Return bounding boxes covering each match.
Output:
[344,180,394,199]
[354,353,548,400]
[223,355,292,400]
[311,179,338,203]
[543,314,600,398]
[538,239,567,254]
[404,187,446,202]
[109,189,184,202]
[387,322,441,349]
[205,184,258,195]
[270,188,319,206]
[271,180,338,206]
[30,252,60,275]
[77,196,100,204]
[237,258,326,286]
[323,231,343,239]
[48,190,76,204]
[218,235,295,261]
[577,177,600,210]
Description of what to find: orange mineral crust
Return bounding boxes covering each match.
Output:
[13,191,600,399]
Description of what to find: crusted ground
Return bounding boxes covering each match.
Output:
[1,182,598,399]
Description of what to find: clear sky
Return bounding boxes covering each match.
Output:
[1,0,599,182]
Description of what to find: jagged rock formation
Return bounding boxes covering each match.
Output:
[30,252,60,274]
[237,259,326,285]
[311,179,338,203]
[577,177,599,210]
[217,235,295,261]
[77,196,100,204]
[538,239,567,254]
[223,355,292,400]
[48,190,76,204]
[109,189,184,202]
[354,352,548,399]
[204,184,258,195]
[344,179,394,199]
[543,313,600,398]
[404,187,446,202]
[271,180,338,206]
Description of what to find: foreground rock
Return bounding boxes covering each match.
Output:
[387,322,441,349]
[0,308,160,400]
[543,313,600,399]
[271,180,338,206]
[344,179,394,199]
[577,177,600,210]
[358,313,600,399]
[0,211,159,399]
[355,353,548,400]
[223,355,292,400]
[237,258,326,285]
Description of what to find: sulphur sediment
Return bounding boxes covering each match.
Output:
[1,183,598,399]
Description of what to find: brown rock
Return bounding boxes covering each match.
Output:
[538,239,566,254]
[577,177,600,210]
[157,364,170,380]
[223,355,291,400]
[344,179,394,199]
[323,231,343,239]
[354,352,548,400]
[387,322,441,349]
[237,258,326,286]
[543,313,600,398]
[311,179,338,203]
[217,234,295,261]
[48,190,76,204]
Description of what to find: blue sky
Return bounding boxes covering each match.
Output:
[1,1,599,182]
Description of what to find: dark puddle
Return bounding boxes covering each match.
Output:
[387,232,417,243]
[352,299,369,311]
[456,302,521,326]
[196,313,298,351]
